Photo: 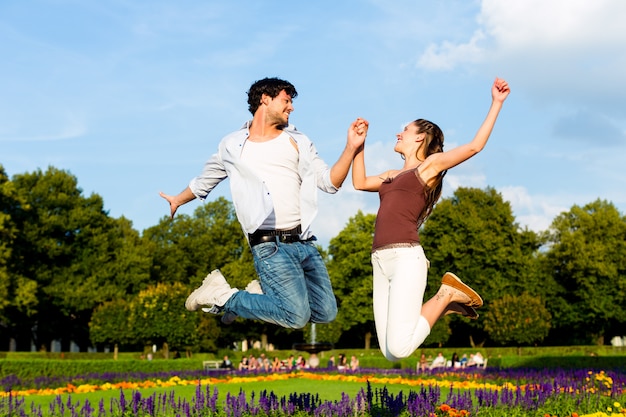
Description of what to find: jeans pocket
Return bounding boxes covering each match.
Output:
[252,242,279,260]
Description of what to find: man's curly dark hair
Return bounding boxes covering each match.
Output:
[247,77,298,115]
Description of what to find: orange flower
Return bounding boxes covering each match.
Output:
[440,404,452,412]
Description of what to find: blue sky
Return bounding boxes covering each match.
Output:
[2,0,625,248]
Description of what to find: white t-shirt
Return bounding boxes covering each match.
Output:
[241,132,301,230]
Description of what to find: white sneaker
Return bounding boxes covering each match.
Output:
[245,279,263,294]
[185,270,238,312]
[218,280,264,325]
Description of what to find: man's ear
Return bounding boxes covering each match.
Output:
[261,94,271,106]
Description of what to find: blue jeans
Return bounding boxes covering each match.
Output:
[223,239,337,328]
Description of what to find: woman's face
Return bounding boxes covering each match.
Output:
[394,122,421,154]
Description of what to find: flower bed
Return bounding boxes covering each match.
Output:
[1,368,624,416]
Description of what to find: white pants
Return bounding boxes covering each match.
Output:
[371,245,431,361]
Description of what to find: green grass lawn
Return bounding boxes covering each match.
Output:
[23,378,414,411]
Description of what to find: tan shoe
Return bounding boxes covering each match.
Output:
[441,272,483,308]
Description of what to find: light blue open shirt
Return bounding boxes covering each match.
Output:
[189,121,339,240]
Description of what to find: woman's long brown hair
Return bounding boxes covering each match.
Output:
[414,119,446,228]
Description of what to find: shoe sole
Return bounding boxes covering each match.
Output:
[441,272,483,308]
[452,302,479,319]
[219,280,262,325]
[201,306,236,325]
[221,312,238,325]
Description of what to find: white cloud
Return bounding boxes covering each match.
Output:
[443,172,487,192]
[417,31,486,71]
[479,0,626,50]
[500,185,568,232]
[417,0,626,95]
[363,140,400,174]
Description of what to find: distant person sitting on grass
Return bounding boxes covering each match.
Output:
[467,352,485,367]
[239,357,249,371]
[429,352,446,369]
[271,356,282,372]
[451,352,460,368]
[418,353,428,372]
[327,355,336,369]
[337,353,348,371]
[296,355,306,369]
[220,355,233,370]
[350,355,359,371]
[259,353,270,371]
[459,354,468,367]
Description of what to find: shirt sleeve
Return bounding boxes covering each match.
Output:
[189,152,228,200]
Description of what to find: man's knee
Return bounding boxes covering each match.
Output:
[283,309,311,329]
[315,304,338,323]
[309,294,338,323]
[278,301,311,329]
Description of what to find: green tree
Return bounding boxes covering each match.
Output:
[541,199,626,345]
[0,166,21,326]
[483,292,551,346]
[7,167,152,350]
[127,282,203,354]
[420,187,544,346]
[424,317,452,348]
[89,298,131,351]
[0,165,41,352]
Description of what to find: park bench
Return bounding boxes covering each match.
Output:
[203,360,222,370]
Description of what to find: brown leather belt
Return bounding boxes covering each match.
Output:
[248,225,306,247]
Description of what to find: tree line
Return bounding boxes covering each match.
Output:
[1,165,625,354]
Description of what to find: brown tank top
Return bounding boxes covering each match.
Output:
[372,168,426,250]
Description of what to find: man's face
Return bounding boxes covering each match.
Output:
[266,90,294,126]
